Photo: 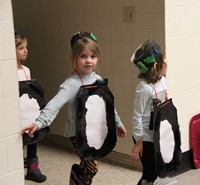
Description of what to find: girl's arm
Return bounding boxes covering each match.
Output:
[34,84,71,129]
[114,109,127,137]
[22,79,77,136]
[131,83,151,161]
[35,85,74,129]
[21,85,71,136]
[131,140,143,161]
[132,83,151,141]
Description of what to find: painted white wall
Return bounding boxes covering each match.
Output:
[0,0,24,184]
[165,0,200,152]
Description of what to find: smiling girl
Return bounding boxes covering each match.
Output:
[22,32,127,185]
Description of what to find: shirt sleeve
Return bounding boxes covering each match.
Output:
[35,79,77,129]
[114,108,123,128]
[132,82,151,141]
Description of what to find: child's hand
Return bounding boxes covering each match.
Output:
[131,140,143,161]
[117,124,127,138]
[21,123,38,138]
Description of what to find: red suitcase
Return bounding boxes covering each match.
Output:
[190,113,200,168]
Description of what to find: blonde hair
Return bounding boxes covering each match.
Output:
[15,33,27,47]
[71,37,102,70]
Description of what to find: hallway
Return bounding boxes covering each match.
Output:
[24,144,200,185]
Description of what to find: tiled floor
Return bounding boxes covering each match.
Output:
[24,144,200,185]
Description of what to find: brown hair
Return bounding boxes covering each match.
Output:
[137,46,166,84]
[71,37,102,70]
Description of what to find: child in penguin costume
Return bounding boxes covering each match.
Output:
[131,39,182,185]
[22,31,127,185]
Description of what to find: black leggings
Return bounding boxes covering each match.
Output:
[26,143,37,159]
[139,141,157,183]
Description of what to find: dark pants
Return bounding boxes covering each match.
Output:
[27,143,37,159]
[139,141,157,184]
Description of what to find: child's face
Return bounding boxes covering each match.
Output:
[76,49,98,75]
[16,40,28,63]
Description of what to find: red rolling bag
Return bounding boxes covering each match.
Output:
[190,113,200,168]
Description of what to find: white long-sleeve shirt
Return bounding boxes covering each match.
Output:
[35,72,123,138]
[132,76,167,142]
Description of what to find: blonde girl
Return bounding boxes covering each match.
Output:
[22,31,126,185]
[15,32,47,183]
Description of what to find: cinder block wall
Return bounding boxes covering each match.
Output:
[0,0,24,184]
[165,0,200,152]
